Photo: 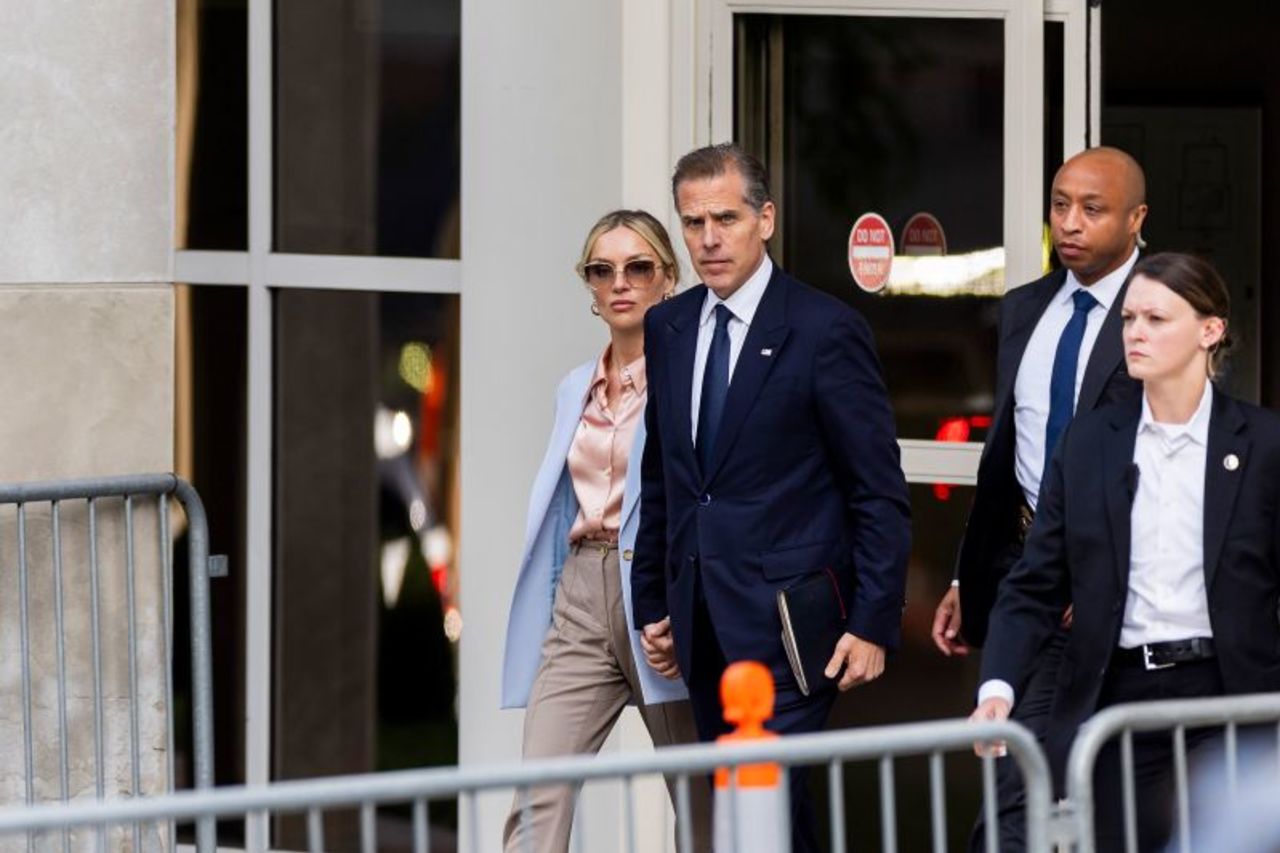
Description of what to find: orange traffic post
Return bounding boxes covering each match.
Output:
[714,661,789,851]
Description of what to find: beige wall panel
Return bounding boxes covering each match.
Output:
[0,1,173,283]
[0,285,174,480]
[0,284,174,836]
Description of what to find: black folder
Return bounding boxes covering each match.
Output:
[776,568,847,696]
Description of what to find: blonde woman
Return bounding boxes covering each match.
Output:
[501,210,710,853]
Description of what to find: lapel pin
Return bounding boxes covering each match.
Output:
[761,348,773,357]
[1224,453,1240,471]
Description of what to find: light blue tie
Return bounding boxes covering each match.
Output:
[1043,289,1099,483]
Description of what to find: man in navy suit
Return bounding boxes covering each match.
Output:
[630,143,911,852]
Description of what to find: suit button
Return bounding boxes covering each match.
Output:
[623,549,634,561]
[699,493,712,506]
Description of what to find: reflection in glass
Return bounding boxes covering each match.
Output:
[275,0,461,258]
[736,15,1003,438]
[272,290,460,849]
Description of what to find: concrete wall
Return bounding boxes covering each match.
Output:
[458,0,689,848]
[0,0,175,831]
[458,0,619,848]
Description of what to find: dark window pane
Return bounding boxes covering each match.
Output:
[1045,21,1065,234]
[736,15,1003,439]
[272,289,459,847]
[173,283,249,847]
[274,1,461,258]
[179,0,249,250]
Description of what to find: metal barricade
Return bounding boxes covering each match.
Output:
[1065,692,1280,853]
[0,718,1052,853]
[0,474,216,851]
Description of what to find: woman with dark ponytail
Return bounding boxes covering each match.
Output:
[972,252,1280,851]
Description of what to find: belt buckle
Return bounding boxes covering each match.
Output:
[1142,644,1176,671]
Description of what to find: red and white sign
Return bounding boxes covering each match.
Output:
[900,212,946,256]
[848,213,894,293]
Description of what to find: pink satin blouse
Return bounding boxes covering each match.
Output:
[566,347,646,544]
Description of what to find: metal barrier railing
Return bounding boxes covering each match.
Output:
[0,474,216,851]
[1065,692,1280,853]
[0,719,1052,853]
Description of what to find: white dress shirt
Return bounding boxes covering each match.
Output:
[978,381,1216,709]
[1121,381,1214,647]
[689,254,773,444]
[1013,249,1138,509]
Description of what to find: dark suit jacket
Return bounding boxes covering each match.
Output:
[630,265,912,685]
[957,267,1141,647]
[980,390,1280,780]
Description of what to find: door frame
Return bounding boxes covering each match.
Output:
[683,0,1094,486]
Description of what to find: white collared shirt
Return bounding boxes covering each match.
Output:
[1121,381,1215,647]
[978,380,1216,710]
[1014,249,1138,509]
[689,254,773,443]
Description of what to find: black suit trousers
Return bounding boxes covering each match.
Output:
[1091,658,1224,853]
[969,539,1069,853]
[684,570,836,853]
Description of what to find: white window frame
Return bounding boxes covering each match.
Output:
[173,1,461,844]
[687,0,1093,487]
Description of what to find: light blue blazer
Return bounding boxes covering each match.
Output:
[500,359,689,709]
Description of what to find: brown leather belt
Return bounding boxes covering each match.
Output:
[572,538,618,555]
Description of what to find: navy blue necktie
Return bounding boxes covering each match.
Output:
[1043,288,1099,481]
[696,304,733,472]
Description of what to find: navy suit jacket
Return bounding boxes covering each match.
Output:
[956,267,1141,647]
[981,390,1280,781]
[631,265,911,685]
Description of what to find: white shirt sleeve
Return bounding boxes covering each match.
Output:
[977,679,1015,708]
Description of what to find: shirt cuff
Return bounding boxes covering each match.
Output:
[977,679,1015,708]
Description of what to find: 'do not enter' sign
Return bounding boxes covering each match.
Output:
[848,213,893,293]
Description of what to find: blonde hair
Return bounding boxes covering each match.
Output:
[574,209,681,288]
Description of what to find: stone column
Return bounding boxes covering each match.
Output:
[0,0,176,846]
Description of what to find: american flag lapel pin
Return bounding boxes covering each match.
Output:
[761,348,773,357]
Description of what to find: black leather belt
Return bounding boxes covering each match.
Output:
[1113,638,1216,671]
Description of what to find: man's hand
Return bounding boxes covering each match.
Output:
[640,617,681,679]
[969,697,1012,757]
[931,585,970,657]
[825,633,885,691]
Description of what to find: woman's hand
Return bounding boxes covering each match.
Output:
[640,617,681,679]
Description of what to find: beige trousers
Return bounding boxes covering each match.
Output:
[503,542,711,853]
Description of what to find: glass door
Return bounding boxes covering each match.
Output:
[696,2,1090,847]
[703,0,1091,479]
